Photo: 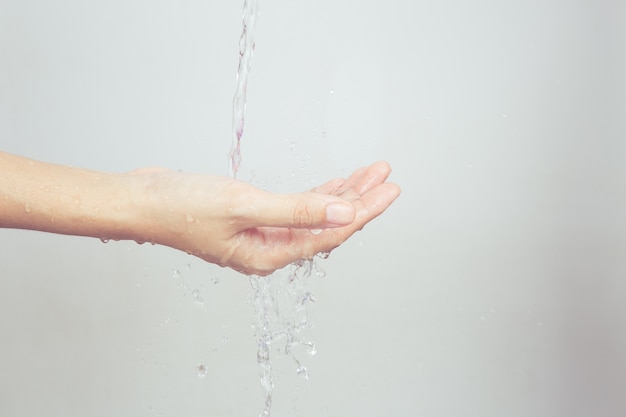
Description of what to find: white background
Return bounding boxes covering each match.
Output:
[1,0,625,416]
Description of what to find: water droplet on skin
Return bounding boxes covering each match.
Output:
[310,229,322,235]
[197,364,208,378]
[100,238,110,243]
[24,204,32,213]
[316,251,331,259]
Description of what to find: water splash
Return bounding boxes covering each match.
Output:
[229,0,260,178]
[250,259,321,417]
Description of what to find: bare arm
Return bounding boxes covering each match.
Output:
[0,152,400,275]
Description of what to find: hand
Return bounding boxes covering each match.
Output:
[134,162,400,275]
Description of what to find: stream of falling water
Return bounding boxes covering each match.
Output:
[229,0,260,179]
[229,2,326,416]
[251,259,327,417]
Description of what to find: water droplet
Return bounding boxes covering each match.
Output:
[296,365,309,380]
[197,364,208,378]
[316,251,331,259]
[24,203,32,213]
[172,269,181,278]
[309,229,322,235]
[306,343,317,356]
[300,292,316,305]
[211,275,220,285]
[100,238,110,243]
[314,263,326,277]
[192,289,204,305]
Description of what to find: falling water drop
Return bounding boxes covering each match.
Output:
[229,0,260,178]
[192,289,204,305]
[296,365,309,380]
[313,262,326,278]
[197,364,208,378]
[316,251,331,260]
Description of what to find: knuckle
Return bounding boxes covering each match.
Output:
[292,201,315,227]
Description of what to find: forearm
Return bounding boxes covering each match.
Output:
[0,152,144,242]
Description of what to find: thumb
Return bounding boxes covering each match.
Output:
[254,192,356,229]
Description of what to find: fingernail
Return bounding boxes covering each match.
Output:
[325,203,355,225]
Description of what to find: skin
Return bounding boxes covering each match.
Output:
[0,151,400,275]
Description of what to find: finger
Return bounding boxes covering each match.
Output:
[334,165,369,194]
[250,191,356,229]
[353,182,401,223]
[352,161,393,195]
[336,161,391,197]
[311,177,345,194]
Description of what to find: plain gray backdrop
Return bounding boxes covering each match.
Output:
[1,0,625,416]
